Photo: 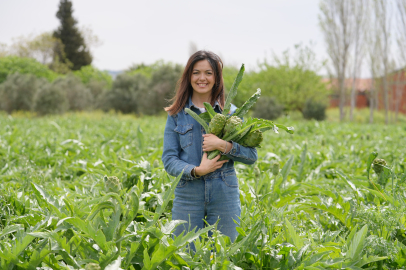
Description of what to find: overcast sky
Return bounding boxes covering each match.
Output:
[0,0,326,72]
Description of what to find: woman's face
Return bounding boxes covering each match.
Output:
[190,59,215,97]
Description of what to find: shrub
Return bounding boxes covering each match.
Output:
[139,63,183,115]
[73,65,112,88]
[101,73,148,113]
[252,96,284,120]
[33,81,68,115]
[0,73,42,113]
[52,75,93,111]
[0,56,59,84]
[302,99,327,121]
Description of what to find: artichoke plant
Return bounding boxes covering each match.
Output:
[372,159,387,175]
[104,176,121,193]
[223,116,243,139]
[240,129,263,147]
[85,263,101,270]
[208,113,227,137]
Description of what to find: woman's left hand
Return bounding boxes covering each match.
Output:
[202,134,225,152]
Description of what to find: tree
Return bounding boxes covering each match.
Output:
[396,0,406,122]
[53,0,92,70]
[374,0,392,125]
[319,0,355,121]
[349,0,368,122]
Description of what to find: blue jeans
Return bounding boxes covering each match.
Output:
[172,167,241,242]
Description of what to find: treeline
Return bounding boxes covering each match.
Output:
[0,57,182,116]
[0,46,329,120]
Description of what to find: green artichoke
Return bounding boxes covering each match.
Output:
[272,162,280,176]
[85,263,101,270]
[223,116,243,139]
[240,130,263,147]
[254,166,260,177]
[104,176,121,193]
[372,159,387,175]
[208,113,227,137]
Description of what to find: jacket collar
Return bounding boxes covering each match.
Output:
[185,95,222,113]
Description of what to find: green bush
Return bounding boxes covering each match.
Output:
[73,65,112,88]
[53,75,93,111]
[302,99,327,121]
[33,81,68,115]
[140,63,183,115]
[252,96,284,120]
[101,73,148,113]
[0,73,42,113]
[0,56,59,84]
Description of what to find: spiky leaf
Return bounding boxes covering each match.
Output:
[223,64,244,116]
[184,108,209,133]
[233,88,261,118]
[203,102,216,120]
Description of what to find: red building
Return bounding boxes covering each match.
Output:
[323,73,406,114]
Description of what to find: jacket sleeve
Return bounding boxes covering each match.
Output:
[161,114,196,180]
[224,142,258,165]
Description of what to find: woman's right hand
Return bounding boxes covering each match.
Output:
[195,152,228,177]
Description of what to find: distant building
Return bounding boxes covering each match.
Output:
[323,73,406,114]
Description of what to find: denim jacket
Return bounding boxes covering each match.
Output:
[162,96,258,181]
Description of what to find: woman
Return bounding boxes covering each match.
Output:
[162,50,257,242]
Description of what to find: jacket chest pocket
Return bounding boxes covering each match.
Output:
[174,124,193,149]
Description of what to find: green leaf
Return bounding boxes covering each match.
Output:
[297,143,307,182]
[0,224,23,239]
[31,183,63,218]
[346,224,368,261]
[366,151,378,181]
[203,102,216,120]
[173,225,214,247]
[355,254,387,267]
[285,218,303,248]
[228,222,261,255]
[223,64,244,116]
[274,123,295,134]
[146,171,182,228]
[281,155,295,187]
[86,201,116,221]
[184,108,209,133]
[199,112,212,122]
[233,88,261,118]
[143,248,151,269]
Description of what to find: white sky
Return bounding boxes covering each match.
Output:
[0,0,326,72]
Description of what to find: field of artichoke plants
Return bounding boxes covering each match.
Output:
[1,112,406,270]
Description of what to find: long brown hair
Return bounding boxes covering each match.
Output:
[165,50,225,115]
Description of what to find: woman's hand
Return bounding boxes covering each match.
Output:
[195,152,228,176]
[202,134,232,152]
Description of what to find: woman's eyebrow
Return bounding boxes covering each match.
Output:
[193,69,213,71]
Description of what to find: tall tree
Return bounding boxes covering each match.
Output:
[349,0,368,121]
[396,0,406,122]
[373,0,392,124]
[53,0,92,70]
[319,0,355,121]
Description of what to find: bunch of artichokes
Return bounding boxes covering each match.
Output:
[185,64,294,160]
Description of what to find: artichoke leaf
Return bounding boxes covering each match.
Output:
[233,88,261,118]
[198,112,212,123]
[203,102,216,120]
[184,108,210,133]
[223,64,245,116]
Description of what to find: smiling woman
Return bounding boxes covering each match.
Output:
[162,50,258,246]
